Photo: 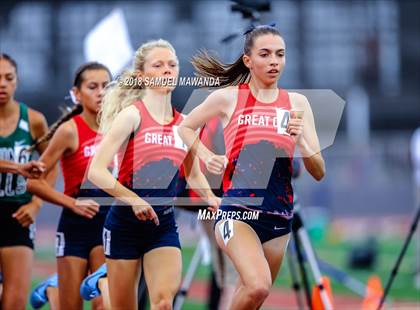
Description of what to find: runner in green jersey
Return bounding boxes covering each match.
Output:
[0,53,51,310]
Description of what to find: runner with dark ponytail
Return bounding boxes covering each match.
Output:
[180,24,326,309]
[28,62,112,310]
[27,62,110,152]
[191,24,279,87]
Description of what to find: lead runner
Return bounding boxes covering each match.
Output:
[179,24,325,309]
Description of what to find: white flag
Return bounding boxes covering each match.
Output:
[84,8,134,76]
[412,128,420,184]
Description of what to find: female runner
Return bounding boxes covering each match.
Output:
[88,39,219,310]
[28,62,112,310]
[0,53,51,310]
[179,25,325,309]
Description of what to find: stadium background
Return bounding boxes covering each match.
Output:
[1,1,419,309]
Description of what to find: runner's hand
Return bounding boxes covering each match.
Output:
[71,199,100,219]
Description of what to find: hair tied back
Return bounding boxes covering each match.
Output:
[243,22,277,36]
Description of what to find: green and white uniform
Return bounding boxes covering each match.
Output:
[0,102,36,249]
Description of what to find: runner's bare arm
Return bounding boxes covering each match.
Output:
[88,107,141,201]
[27,121,98,217]
[182,150,220,212]
[179,88,232,174]
[289,92,325,181]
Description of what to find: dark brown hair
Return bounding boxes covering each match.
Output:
[191,25,281,87]
[27,62,111,152]
[73,61,112,88]
[0,53,18,73]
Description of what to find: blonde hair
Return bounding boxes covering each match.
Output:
[99,39,177,133]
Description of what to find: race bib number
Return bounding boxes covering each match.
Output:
[218,219,234,246]
[275,108,290,135]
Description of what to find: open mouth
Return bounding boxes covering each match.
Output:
[268,69,279,74]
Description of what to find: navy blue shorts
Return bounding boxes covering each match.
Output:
[103,206,180,259]
[214,205,292,244]
[0,202,35,249]
[56,205,110,259]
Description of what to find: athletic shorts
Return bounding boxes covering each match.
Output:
[103,206,180,259]
[0,202,35,249]
[214,205,292,244]
[56,205,110,259]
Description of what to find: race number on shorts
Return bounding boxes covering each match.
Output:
[103,228,111,256]
[55,232,65,257]
[218,219,234,246]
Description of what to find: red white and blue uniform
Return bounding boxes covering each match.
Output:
[215,83,296,242]
[177,117,225,210]
[103,101,187,259]
[56,115,110,258]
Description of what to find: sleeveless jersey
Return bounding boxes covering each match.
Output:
[0,103,35,205]
[60,115,103,198]
[222,83,295,218]
[118,101,187,210]
[182,117,225,204]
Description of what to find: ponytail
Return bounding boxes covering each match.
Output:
[191,50,250,87]
[191,25,282,87]
[27,104,83,152]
